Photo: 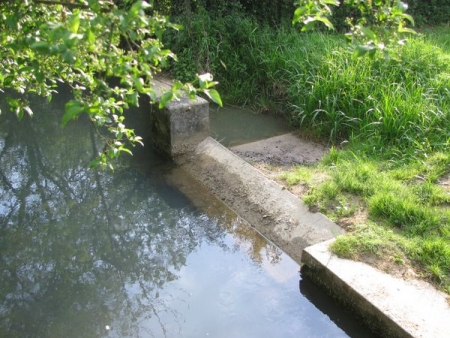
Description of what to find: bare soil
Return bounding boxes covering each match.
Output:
[230,132,329,167]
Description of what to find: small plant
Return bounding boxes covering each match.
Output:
[279,166,313,186]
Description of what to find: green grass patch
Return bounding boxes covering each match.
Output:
[279,166,314,186]
[331,223,450,294]
[282,148,450,293]
[167,17,450,155]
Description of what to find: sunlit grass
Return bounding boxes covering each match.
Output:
[281,148,450,293]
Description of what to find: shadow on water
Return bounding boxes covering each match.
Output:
[0,91,221,337]
[300,275,381,338]
[0,90,376,337]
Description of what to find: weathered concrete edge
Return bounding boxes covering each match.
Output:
[176,137,342,263]
[302,240,450,338]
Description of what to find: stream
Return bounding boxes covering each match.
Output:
[0,92,376,337]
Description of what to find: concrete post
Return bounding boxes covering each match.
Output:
[151,95,209,158]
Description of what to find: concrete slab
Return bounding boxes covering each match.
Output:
[302,240,450,338]
[177,137,343,263]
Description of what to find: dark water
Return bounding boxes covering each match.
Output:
[0,92,375,337]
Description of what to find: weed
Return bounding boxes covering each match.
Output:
[279,166,313,186]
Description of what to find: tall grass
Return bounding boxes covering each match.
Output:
[285,36,450,152]
[166,15,450,156]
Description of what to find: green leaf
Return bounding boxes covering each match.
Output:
[198,73,213,89]
[204,89,223,107]
[30,41,50,54]
[360,26,377,41]
[89,158,101,169]
[127,92,139,106]
[159,91,173,108]
[129,1,143,18]
[141,1,151,9]
[315,16,334,30]
[402,13,415,25]
[16,107,24,120]
[4,76,14,86]
[6,97,19,109]
[62,50,76,64]
[120,147,133,156]
[63,101,84,126]
[87,29,95,47]
[398,27,416,34]
[23,106,33,117]
[68,13,80,33]
[397,1,408,12]
[353,44,376,58]
[148,89,157,102]
[292,7,307,25]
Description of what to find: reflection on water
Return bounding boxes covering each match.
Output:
[0,92,369,338]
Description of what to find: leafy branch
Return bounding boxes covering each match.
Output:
[293,0,416,59]
[0,0,222,169]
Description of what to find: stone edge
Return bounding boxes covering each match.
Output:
[301,240,450,338]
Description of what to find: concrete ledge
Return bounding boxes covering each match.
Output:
[177,137,343,263]
[302,240,450,338]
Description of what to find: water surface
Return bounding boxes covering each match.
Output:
[0,93,374,337]
[209,106,291,146]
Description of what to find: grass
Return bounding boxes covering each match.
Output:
[166,15,450,294]
[281,147,450,294]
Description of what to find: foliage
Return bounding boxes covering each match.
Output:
[160,0,294,25]
[165,10,267,105]
[271,26,450,293]
[168,18,450,157]
[0,0,221,169]
[292,0,417,59]
[407,0,450,25]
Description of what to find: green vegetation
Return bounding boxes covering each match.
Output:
[281,147,450,293]
[2,0,449,292]
[276,26,450,293]
[166,10,450,293]
[0,0,222,169]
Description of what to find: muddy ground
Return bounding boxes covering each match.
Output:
[230,132,329,167]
